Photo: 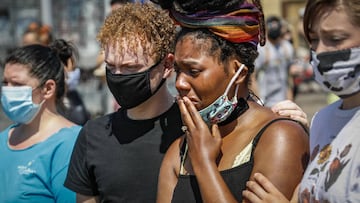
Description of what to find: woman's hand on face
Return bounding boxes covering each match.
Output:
[178,96,222,167]
[271,100,309,129]
[242,173,292,203]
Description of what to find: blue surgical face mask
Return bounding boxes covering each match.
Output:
[199,64,245,125]
[1,86,44,124]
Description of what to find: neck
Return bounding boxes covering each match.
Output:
[127,85,175,120]
[341,92,360,109]
[9,106,71,149]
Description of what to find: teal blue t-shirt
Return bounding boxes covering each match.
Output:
[0,125,81,203]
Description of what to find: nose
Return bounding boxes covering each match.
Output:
[175,73,191,96]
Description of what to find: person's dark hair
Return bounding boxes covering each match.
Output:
[303,0,360,44]
[266,15,281,22]
[266,16,282,29]
[5,44,65,106]
[49,39,79,67]
[265,15,283,40]
[153,0,245,11]
[153,0,263,84]
[176,28,258,76]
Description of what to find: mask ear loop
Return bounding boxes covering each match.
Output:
[223,64,245,101]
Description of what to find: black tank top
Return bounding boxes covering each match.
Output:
[171,117,305,202]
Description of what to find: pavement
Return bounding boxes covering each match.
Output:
[0,79,328,131]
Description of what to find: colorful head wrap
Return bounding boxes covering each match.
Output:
[169,2,261,46]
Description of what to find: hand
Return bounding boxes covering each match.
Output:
[242,173,293,203]
[178,96,222,168]
[271,100,309,129]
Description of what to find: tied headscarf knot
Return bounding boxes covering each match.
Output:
[170,2,260,46]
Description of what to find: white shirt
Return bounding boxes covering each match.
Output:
[299,99,360,202]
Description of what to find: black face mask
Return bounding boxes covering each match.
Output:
[106,60,166,109]
[267,29,282,40]
[267,20,282,40]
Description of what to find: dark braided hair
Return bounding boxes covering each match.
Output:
[154,0,241,12]
[152,0,266,46]
[176,28,258,76]
[153,0,266,85]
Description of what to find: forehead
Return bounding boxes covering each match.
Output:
[311,6,355,33]
[104,37,155,66]
[3,63,38,85]
[175,36,214,61]
[4,63,30,76]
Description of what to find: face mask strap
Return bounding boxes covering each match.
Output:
[224,64,245,98]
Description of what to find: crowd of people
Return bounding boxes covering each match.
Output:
[0,0,359,202]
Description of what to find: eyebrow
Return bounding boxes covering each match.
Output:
[104,60,144,68]
[175,58,202,67]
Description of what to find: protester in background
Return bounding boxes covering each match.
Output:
[22,30,41,46]
[38,24,53,46]
[50,39,90,125]
[288,7,315,99]
[243,0,360,202]
[21,22,53,46]
[153,0,309,202]
[0,44,81,202]
[64,3,183,202]
[254,15,295,107]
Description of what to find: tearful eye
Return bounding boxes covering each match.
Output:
[189,69,200,76]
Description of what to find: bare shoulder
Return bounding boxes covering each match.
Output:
[258,117,309,145]
[250,115,310,199]
[252,116,309,160]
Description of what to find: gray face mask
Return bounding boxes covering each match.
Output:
[311,47,360,97]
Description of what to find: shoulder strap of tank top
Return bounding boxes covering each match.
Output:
[251,117,308,154]
[179,137,188,174]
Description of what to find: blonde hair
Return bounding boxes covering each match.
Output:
[97,3,176,62]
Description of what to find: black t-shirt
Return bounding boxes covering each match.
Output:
[64,103,183,202]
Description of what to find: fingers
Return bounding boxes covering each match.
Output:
[243,173,290,203]
[177,97,196,130]
[252,173,278,194]
[182,96,204,128]
[271,100,300,113]
[244,180,268,201]
[276,109,309,128]
[271,100,309,128]
[211,124,221,139]
[245,173,273,199]
[242,189,262,203]
[276,109,307,119]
